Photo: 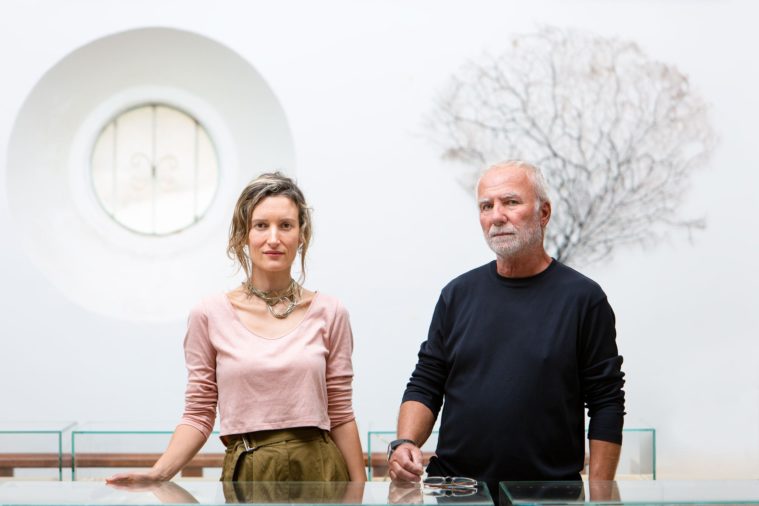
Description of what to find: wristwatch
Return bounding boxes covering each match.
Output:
[387,438,417,461]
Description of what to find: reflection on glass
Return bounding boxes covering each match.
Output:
[500,481,622,503]
[500,481,585,504]
[588,481,620,502]
[388,482,424,505]
[107,481,199,504]
[3,481,502,505]
[224,481,365,504]
[388,480,492,505]
[109,481,367,504]
[422,477,478,497]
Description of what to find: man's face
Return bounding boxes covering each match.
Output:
[477,166,550,259]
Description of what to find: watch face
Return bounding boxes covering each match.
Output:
[387,441,399,461]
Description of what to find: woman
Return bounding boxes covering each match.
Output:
[107,172,366,482]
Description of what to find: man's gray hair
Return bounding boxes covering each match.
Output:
[477,160,551,209]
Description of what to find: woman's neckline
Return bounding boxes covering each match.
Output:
[223,290,320,340]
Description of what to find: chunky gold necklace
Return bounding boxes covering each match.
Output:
[244,279,300,319]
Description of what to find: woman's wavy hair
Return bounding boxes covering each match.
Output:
[227,172,312,282]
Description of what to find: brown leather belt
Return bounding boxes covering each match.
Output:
[224,426,327,451]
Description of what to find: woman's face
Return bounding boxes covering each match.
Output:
[247,195,301,278]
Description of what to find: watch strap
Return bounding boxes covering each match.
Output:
[387,438,417,461]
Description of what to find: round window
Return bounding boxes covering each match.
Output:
[90,104,220,236]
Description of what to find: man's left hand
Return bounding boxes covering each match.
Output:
[388,443,424,482]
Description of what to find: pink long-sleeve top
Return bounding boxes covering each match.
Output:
[179,292,356,438]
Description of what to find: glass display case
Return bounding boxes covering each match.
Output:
[0,480,492,505]
[0,422,75,480]
[70,422,224,480]
[500,480,759,505]
[584,428,656,479]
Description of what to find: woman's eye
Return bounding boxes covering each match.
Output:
[281,223,293,230]
[254,223,267,229]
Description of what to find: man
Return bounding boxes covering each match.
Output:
[388,161,625,497]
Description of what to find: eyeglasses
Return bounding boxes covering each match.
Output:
[422,476,478,496]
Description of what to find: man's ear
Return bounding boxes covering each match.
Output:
[540,200,551,228]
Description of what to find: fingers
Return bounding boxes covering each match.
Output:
[389,467,420,482]
[106,482,151,492]
[105,473,130,484]
[105,472,155,484]
[388,445,424,482]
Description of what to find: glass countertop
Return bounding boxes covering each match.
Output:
[0,422,76,433]
[0,480,492,505]
[501,480,759,505]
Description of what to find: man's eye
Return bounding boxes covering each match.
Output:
[480,204,492,211]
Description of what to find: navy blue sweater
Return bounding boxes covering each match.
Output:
[402,260,625,483]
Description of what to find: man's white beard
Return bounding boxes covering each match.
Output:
[486,217,543,259]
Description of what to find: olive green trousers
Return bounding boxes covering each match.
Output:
[220,427,350,482]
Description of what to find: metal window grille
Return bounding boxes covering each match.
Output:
[90,104,219,236]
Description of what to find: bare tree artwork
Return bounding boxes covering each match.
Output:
[427,27,715,266]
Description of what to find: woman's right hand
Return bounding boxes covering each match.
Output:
[106,480,200,504]
[105,470,165,484]
[104,425,208,485]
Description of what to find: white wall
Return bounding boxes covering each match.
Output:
[1,0,758,479]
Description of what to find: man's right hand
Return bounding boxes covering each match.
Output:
[388,443,424,482]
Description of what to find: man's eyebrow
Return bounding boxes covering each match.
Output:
[479,193,520,204]
[498,192,520,199]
